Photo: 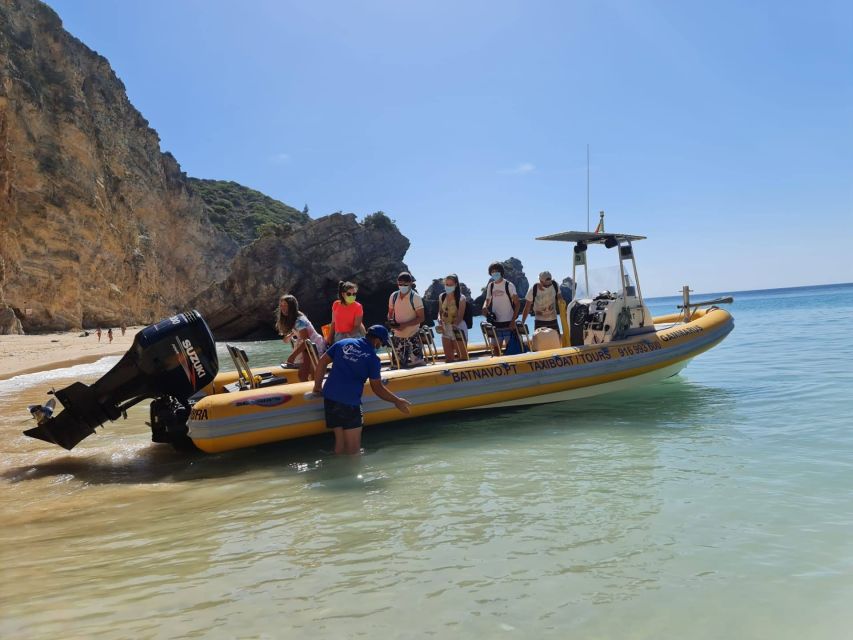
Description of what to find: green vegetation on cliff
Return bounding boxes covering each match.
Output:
[188,178,309,246]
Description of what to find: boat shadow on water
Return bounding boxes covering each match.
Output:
[3,376,734,487]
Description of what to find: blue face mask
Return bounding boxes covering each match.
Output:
[490,272,501,282]
[445,284,456,294]
[398,285,410,294]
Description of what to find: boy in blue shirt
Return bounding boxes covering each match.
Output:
[312,325,411,454]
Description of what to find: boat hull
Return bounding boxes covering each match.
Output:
[188,308,733,453]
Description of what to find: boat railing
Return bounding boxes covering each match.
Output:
[678,285,734,322]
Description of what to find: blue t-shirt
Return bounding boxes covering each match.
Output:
[323,338,382,406]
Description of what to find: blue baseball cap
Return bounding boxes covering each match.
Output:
[366,324,391,346]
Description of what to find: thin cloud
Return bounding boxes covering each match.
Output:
[270,153,291,164]
[499,162,535,175]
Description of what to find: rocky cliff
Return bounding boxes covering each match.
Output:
[0,0,271,332]
[0,0,413,338]
[188,178,309,247]
[192,212,411,339]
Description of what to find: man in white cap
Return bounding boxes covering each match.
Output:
[521,271,561,335]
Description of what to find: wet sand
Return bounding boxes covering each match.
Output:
[0,328,142,381]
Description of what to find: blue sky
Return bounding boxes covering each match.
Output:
[48,0,852,297]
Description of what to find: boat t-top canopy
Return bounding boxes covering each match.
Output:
[535,231,646,243]
[536,229,648,306]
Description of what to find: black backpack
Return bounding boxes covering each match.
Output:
[440,292,473,329]
[530,281,559,316]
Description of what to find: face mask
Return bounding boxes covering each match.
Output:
[445,285,456,294]
[398,285,410,294]
[345,294,356,304]
[490,272,501,282]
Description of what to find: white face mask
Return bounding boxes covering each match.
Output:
[398,285,410,294]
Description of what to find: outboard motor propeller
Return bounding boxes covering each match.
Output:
[24,310,219,450]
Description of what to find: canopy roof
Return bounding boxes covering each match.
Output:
[535,231,647,243]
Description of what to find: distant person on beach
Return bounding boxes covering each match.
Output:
[387,271,425,367]
[276,294,326,381]
[437,273,468,362]
[96,327,102,342]
[330,281,365,343]
[120,322,126,336]
[521,270,561,335]
[107,328,113,343]
[482,262,519,355]
[312,324,411,455]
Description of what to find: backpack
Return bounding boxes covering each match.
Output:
[440,292,473,329]
[530,281,559,317]
[391,290,417,322]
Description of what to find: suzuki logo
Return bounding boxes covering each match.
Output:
[173,337,208,387]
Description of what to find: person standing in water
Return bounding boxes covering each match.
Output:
[330,280,365,343]
[312,324,411,455]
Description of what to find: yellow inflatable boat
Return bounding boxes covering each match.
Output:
[24,229,734,454]
[187,307,732,453]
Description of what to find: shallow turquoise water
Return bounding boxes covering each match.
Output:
[1,284,851,639]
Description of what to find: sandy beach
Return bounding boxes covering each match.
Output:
[0,328,142,381]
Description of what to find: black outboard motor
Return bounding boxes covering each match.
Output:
[24,310,218,450]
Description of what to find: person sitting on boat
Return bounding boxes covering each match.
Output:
[521,270,561,336]
[482,262,519,355]
[330,280,366,344]
[387,271,426,367]
[437,273,468,362]
[312,325,411,455]
[276,294,326,381]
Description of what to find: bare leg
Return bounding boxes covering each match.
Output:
[442,336,456,362]
[298,360,310,382]
[456,331,468,360]
[332,427,345,455]
[489,335,500,356]
[343,427,363,455]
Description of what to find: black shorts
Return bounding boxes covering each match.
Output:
[534,319,560,332]
[324,398,363,430]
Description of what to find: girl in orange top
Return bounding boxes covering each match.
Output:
[330,280,365,343]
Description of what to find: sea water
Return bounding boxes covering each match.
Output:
[1,284,851,639]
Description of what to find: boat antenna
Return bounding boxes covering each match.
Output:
[586,144,590,232]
